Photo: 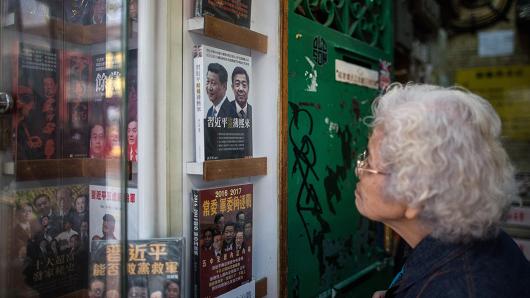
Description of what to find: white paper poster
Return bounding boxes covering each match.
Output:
[89,185,139,246]
[335,59,379,89]
[478,30,514,57]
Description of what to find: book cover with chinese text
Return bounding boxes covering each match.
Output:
[192,184,253,298]
[88,185,139,243]
[13,42,61,161]
[127,49,138,162]
[62,50,92,158]
[89,51,124,159]
[90,238,184,296]
[63,0,92,25]
[193,44,252,162]
[12,184,89,296]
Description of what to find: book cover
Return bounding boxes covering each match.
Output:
[194,0,252,28]
[88,185,139,243]
[127,49,138,162]
[13,42,61,160]
[63,0,92,25]
[193,45,252,162]
[89,53,107,159]
[192,184,253,298]
[106,0,123,26]
[89,51,123,159]
[16,0,54,29]
[103,51,123,159]
[129,0,138,22]
[89,0,106,25]
[89,238,184,297]
[12,184,89,296]
[62,50,92,158]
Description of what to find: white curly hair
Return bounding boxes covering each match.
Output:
[371,83,519,242]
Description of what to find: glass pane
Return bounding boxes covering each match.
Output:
[0,0,136,296]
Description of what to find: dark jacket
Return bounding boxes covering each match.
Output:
[230,101,252,120]
[206,97,236,118]
[387,230,530,298]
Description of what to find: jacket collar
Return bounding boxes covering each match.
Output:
[394,235,472,293]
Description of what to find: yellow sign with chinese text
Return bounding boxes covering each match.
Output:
[456,65,530,141]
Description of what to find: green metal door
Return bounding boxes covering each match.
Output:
[287,1,394,297]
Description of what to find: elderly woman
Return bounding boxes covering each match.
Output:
[355,84,530,298]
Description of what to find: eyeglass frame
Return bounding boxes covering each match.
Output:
[355,150,389,177]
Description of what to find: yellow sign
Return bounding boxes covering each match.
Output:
[455,65,530,141]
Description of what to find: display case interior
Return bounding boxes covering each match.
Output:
[2,0,139,182]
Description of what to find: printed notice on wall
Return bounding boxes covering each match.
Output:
[505,206,530,227]
[455,65,530,141]
[335,59,378,89]
[478,30,514,57]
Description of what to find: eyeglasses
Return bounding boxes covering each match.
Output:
[355,150,389,177]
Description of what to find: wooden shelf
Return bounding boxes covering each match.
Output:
[55,21,110,45]
[82,158,122,178]
[187,157,267,181]
[256,277,267,298]
[8,158,122,181]
[188,15,268,53]
[13,159,82,180]
[7,13,119,45]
